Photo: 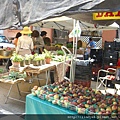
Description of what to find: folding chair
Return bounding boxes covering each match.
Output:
[112,67,120,94]
[96,68,116,93]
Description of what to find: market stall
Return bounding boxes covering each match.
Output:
[25,79,120,120]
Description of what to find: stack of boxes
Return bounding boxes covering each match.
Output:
[90,49,103,81]
[103,41,118,69]
[103,41,119,88]
[74,61,92,87]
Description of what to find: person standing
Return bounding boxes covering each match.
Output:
[43,37,51,46]
[13,32,22,47]
[16,26,34,56]
[31,30,43,54]
[84,37,96,60]
[6,32,22,71]
[87,37,96,49]
[39,31,47,53]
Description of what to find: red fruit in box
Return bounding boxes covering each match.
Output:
[71,102,78,106]
[87,100,92,105]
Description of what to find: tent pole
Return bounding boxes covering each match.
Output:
[73,19,76,55]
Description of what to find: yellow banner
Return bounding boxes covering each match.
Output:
[93,11,120,20]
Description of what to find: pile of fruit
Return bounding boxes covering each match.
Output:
[31,80,120,116]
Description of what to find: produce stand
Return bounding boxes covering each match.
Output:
[25,79,120,120]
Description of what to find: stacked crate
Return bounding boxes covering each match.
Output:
[103,41,118,88]
[74,61,92,87]
[103,41,118,69]
[114,41,120,59]
[90,49,103,81]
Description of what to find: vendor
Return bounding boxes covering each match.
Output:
[84,37,96,60]
[87,37,96,49]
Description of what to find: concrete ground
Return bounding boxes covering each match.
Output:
[0,65,116,115]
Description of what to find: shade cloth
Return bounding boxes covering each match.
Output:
[1,0,120,29]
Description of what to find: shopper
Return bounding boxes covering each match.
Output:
[6,32,22,71]
[43,37,51,46]
[39,31,47,53]
[31,30,44,54]
[16,26,34,56]
[13,32,22,47]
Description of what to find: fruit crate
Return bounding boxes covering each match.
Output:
[38,94,46,100]
[86,104,99,115]
[68,103,77,111]
[59,100,69,108]
[76,107,86,114]
[45,94,54,102]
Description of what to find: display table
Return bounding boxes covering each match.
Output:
[25,94,96,120]
[0,77,25,103]
[19,61,68,84]
[25,94,77,114]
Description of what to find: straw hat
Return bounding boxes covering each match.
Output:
[20,26,32,34]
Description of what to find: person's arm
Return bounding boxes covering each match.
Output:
[86,42,90,48]
[13,38,18,47]
[30,38,34,51]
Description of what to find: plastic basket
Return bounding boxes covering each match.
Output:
[76,107,86,114]
[38,94,46,100]
[68,103,77,111]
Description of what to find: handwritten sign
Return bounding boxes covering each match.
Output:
[93,11,120,20]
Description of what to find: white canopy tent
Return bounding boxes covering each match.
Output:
[32,16,119,31]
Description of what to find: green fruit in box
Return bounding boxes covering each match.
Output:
[59,88,63,92]
[57,100,61,105]
[85,104,89,108]
[35,90,40,96]
[112,105,118,111]
[100,108,106,113]
[73,93,78,97]
[106,106,112,113]
[53,87,58,93]
[113,101,117,105]
[63,91,67,95]
[64,100,69,108]
[52,100,57,104]
[60,96,64,100]
[32,92,36,96]
[77,108,85,114]
[54,94,59,100]
[37,87,42,91]
[40,90,44,94]
[118,106,120,112]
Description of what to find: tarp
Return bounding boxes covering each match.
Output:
[0,0,120,29]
